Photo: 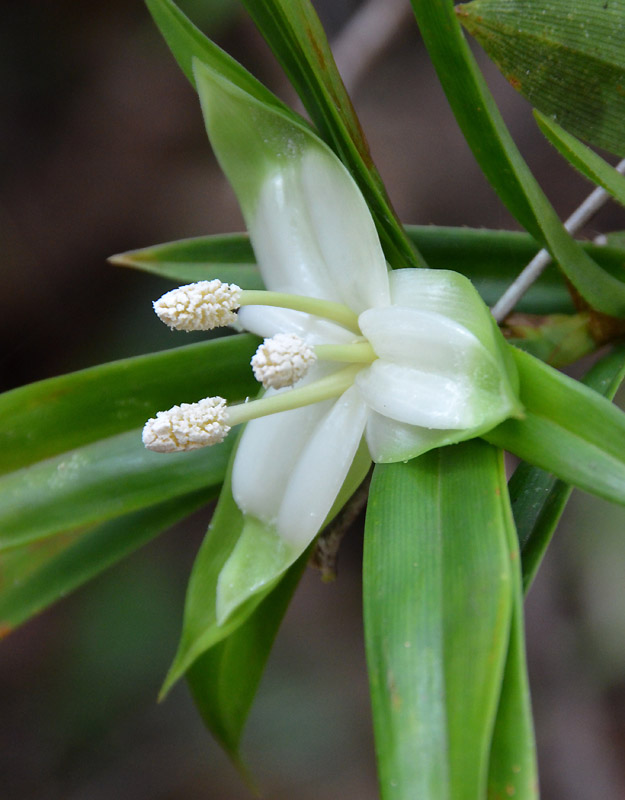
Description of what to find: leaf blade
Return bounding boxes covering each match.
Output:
[364,441,513,799]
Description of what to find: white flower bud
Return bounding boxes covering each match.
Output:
[251,333,317,389]
[153,280,241,331]
[143,397,230,452]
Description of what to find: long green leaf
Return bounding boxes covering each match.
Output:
[110,233,263,288]
[112,225,625,314]
[185,548,309,765]
[240,0,424,270]
[535,111,625,206]
[509,345,625,591]
[364,441,513,799]
[409,0,625,317]
[487,485,538,799]
[484,347,625,506]
[0,334,259,475]
[0,489,213,634]
[458,0,625,157]
[0,429,232,550]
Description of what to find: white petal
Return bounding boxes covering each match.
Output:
[231,395,332,524]
[276,385,368,548]
[389,269,498,345]
[250,149,390,312]
[365,410,464,463]
[359,306,480,371]
[356,361,481,429]
[238,305,357,345]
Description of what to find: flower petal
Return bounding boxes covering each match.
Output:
[192,60,390,311]
[237,305,358,345]
[365,409,471,462]
[276,385,368,548]
[231,394,333,524]
[356,360,481,429]
[250,149,390,311]
[359,306,480,370]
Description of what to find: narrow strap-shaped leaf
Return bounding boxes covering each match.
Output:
[113,225,625,313]
[0,333,259,475]
[110,233,262,288]
[409,0,625,317]
[185,548,309,766]
[0,429,232,550]
[364,441,513,799]
[240,0,424,270]
[145,0,302,123]
[509,345,625,591]
[535,111,625,206]
[487,482,538,799]
[484,346,625,507]
[0,489,213,634]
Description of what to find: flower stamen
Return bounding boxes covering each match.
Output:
[143,397,230,452]
[143,365,363,453]
[152,280,362,334]
[251,333,317,389]
[154,281,240,331]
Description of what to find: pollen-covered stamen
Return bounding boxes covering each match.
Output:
[251,333,317,389]
[153,280,241,331]
[143,397,230,452]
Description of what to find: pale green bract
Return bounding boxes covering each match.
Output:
[149,59,522,621]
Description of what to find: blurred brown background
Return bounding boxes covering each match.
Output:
[2,1,625,797]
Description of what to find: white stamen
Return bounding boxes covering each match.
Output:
[143,397,230,452]
[251,333,317,389]
[153,280,241,331]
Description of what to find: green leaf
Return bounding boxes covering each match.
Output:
[410,0,625,317]
[145,0,301,122]
[487,485,538,799]
[458,0,625,157]
[535,111,625,205]
[110,233,262,288]
[0,334,259,475]
[185,549,308,765]
[0,429,232,550]
[162,435,370,696]
[364,441,513,799]
[239,0,424,270]
[0,489,212,634]
[509,344,625,591]
[484,346,625,507]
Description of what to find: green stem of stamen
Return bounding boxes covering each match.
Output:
[315,342,376,364]
[227,365,363,427]
[239,290,361,335]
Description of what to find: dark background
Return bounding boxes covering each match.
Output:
[2,1,625,797]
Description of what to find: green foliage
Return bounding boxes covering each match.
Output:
[458,0,625,157]
[410,0,625,317]
[510,345,625,591]
[364,442,534,798]
[535,111,625,204]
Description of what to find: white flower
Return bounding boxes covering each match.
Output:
[143,61,522,600]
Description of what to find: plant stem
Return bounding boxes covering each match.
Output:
[491,158,625,322]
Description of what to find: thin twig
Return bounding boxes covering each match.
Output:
[331,0,412,93]
[491,158,625,323]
